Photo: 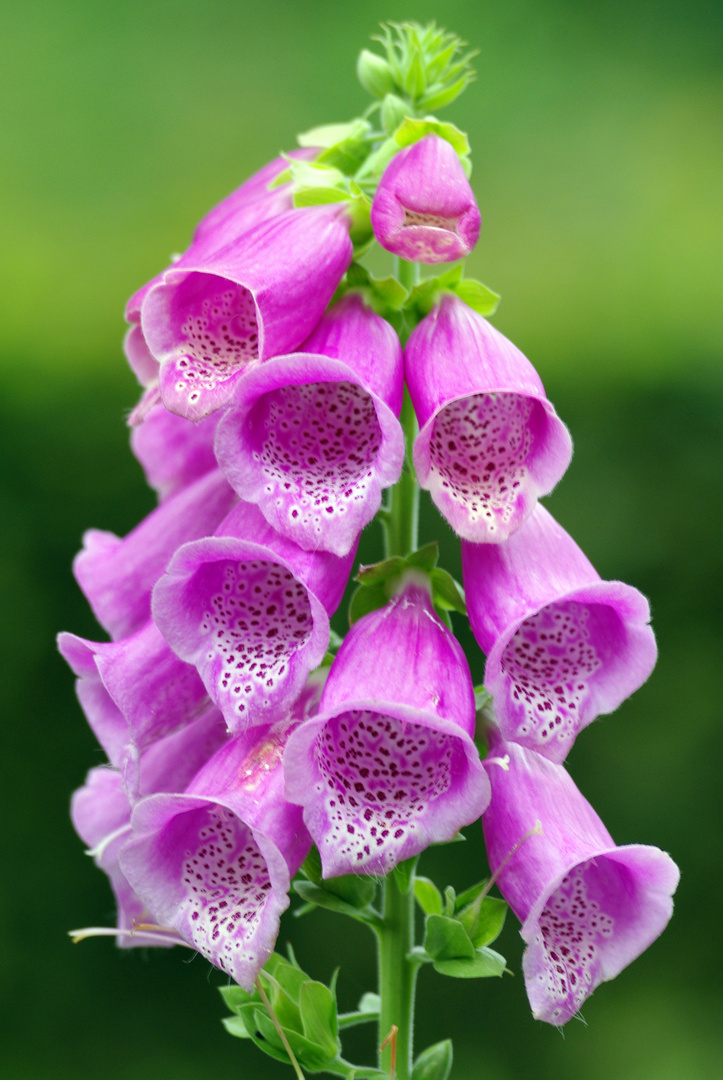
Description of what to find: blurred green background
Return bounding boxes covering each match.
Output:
[2,1,721,1077]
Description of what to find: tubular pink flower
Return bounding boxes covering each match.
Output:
[407,294,572,543]
[152,502,356,732]
[371,135,481,263]
[140,205,353,422]
[482,736,679,1024]
[73,470,236,640]
[120,678,323,988]
[215,293,405,556]
[71,706,227,948]
[122,149,318,390]
[130,402,219,501]
[283,574,490,877]
[462,505,658,762]
[58,620,210,797]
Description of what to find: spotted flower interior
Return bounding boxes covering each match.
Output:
[194,558,314,723]
[313,709,457,875]
[428,391,550,540]
[247,380,383,543]
[500,600,624,757]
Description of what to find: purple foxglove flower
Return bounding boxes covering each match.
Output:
[283,573,490,877]
[482,736,679,1024]
[215,293,405,556]
[140,205,353,422]
[370,135,481,263]
[120,679,323,988]
[462,504,657,762]
[130,402,219,501]
[71,706,227,948]
[406,294,572,543]
[122,149,318,390]
[58,620,210,798]
[74,469,236,640]
[152,502,356,732]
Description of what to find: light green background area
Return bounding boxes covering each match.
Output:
[1,3,721,1079]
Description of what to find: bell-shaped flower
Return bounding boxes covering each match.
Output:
[462,505,657,762]
[152,502,356,732]
[130,402,219,501]
[70,706,227,948]
[215,294,405,556]
[73,469,236,640]
[58,620,211,798]
[283,572,490,877]
[120,678,324,988]
[140,205,353,422]
[371,135,481,263]
[482,735,679,1024]
[122,149,318,392]
[407,294,572,543]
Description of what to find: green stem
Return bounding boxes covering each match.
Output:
[378,874,418,1079]
[381,389,419,558]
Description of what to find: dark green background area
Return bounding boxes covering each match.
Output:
[1,2,721,1078]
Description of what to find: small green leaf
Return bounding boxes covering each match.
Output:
[338,991,381,1029]
[297,120,368,149]
[424,914,475,961]
[349,582,388,624]
[420,74,473,112]
[219,983,255,1015]
[393,854,419,894]
[355,555,407,586]
[459,896,508,948]
[451,279,501,317]
[359,991,381,1013]
[414,876,443,916]
[403,45,426,99]
[443,885,456,916]
[433,946,507,979]
[324,873,377,909]
[300,846,324,886]
[406,542,439,573]
[381,92,409,135]
[293,881,377,924]
[412,1039,453,1080]
[299,981,339,1055]
[394,117,470,158]
[430,568,466,614]
[221,1014,252,1039]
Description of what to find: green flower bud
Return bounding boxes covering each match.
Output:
[381,92,409,135]
[357,49,396,98]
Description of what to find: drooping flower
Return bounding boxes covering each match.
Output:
[482,735,679,1024]
[123,149,318,393]
[130,402,219,501]
[406,294,572,543]
[462,504,657,762]
[120,676,324,988]
[140,205,353,422]
[283,572,490,877]
[73,469,236,641]
[58,620,210,798]
[152,501,356,732]
[371,135,481,263]
[71,706,227,948]
[215,293,405,556]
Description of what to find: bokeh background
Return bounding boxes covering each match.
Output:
[2,1,722,1077]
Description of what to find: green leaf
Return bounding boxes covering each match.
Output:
[219,983,255,1015]
[451,279,501,317]
[403,45,426,99]
[324,873,377,909]
[424,914,475,961]
[433,946,507,979]
[406,541,439,573]
[412,1039,454,1080]
[430,568,466,614]
[420,74,472,112]
[221,1014,252,1039]
[293,880,378,924]
[459,896,508,948]
[299,981,339,1055]
[394,117,470,158]
[443,885,456,916]
[297,120,368,149]
[414,876,443,916]
[393,854,419,894]
[349,582,388,624]
[355,555,407,586]
[301,845,323,886]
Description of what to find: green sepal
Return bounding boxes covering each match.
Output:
[429,568,466,615]
[324,873,378,910]
[219,983,255,1015]
[300,845,324,886]
[403,45,426,99]
[297,119,369,151]
[433,946,507,979]
[381,93,409,135]
[394,117,470,159]
[357,50,396,99]
[355,556,408,587]
[452,279,501,317]
[443,885,456,916]
[406,541,439,573]
[293,880,379,925]
[473,686,493,715]
[420,73,473,112]
[393,853,420,894]
[458,896,508,948]
[299,980,339,1055]
[251,1004,339,1071]
[412,1039,454,1080]
[221,1014,252,1039]
[406,265,463,319]
[414,876,444,916]
[349,582,389,625]
[424,914,475,961]
[339,261,408,316]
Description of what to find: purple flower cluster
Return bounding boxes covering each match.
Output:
[63,131,677,1023]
